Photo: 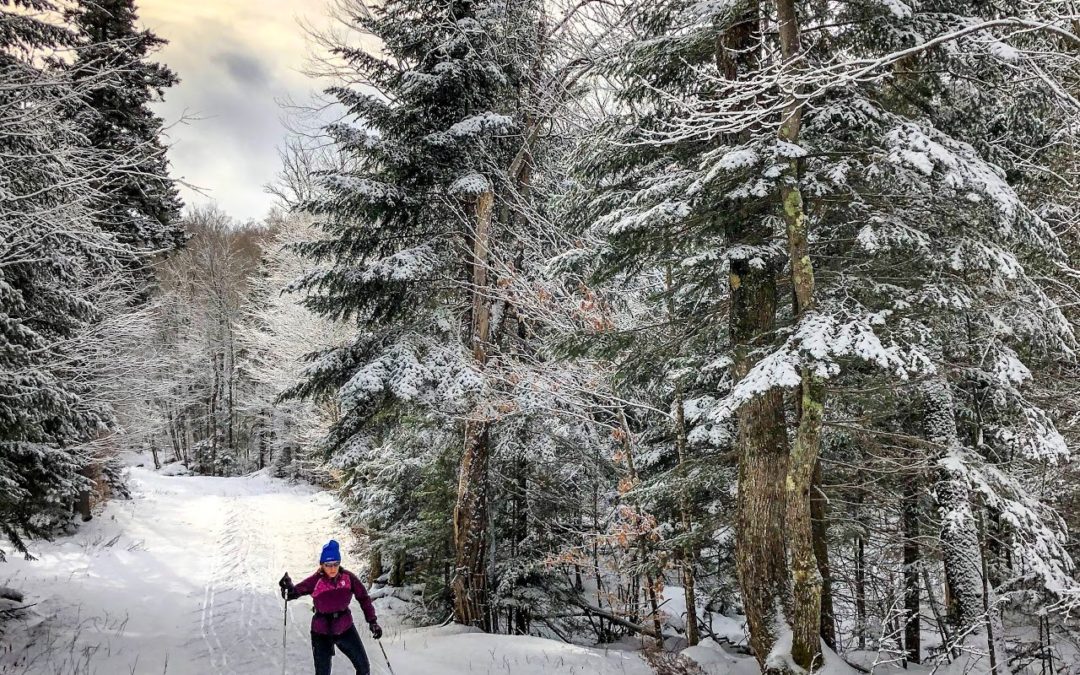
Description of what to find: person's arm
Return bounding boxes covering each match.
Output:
[288,571,320,600]
[350,572,378,625]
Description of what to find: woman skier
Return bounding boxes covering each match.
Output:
[279,540,383,675]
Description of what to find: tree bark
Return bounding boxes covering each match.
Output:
[776,0,824,667]
[717,0,791,665]
[665,263,700,647]
[721,2,793,669]
[855,527,867,651]
[166,405,182,463]
[453,185,495,630]
[811,459,835,651]
[391,549,406,587]
[369,546,383,586]
[922,381,986,636]
[77,465,93,522]
[731,255,791,671]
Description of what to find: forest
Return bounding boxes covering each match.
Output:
[3,0,1080,673]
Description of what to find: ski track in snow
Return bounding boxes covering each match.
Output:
[0,463,651,675]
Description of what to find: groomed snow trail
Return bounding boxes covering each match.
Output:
[0,463,652,675]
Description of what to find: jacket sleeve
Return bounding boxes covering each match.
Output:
[290,572,320,599]
[351,572,378,624]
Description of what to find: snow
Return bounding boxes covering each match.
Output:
[714,148,759,171]
[682,640,760,675]
[0,460,655,674]
[448,112,515,137]
[883,124,1023,224]
[879,0,913,19]
[450,172,492,196]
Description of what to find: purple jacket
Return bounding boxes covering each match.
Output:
[292,568,377,635]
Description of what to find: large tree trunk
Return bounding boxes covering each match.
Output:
[731,255,791,671]
[453,185,495,630]
[777,0,824,667]
[922,381,986,635]
[721,2,792,670]
[454,419,491,628]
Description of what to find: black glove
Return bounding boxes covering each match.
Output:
[369,622,383,640]
[278,572,293,600]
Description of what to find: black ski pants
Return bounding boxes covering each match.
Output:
[311,625,370,675]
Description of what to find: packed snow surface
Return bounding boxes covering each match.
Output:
[0,462,652,674]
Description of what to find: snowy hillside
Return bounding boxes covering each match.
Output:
[0,460,660,675]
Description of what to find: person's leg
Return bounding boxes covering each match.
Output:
[312,632,335,675]
[333,625,371,675]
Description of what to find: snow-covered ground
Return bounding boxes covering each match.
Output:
[0,460,656,674]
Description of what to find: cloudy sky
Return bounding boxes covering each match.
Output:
[139,0,330,222]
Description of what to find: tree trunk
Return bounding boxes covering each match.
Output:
[721,2,793,670]
[391,549,406,587]
[369,546,383,586]
[777,0,824,667]
[209,351,222,476]
[731,255,791,671]
[922,381,985,636]
[665,263,700,647]
[257,412,268,470]
[226,327,235,455]
[77,464,93,522]
[453,185,495,630]
[855,529,867,651]
[811,458,835,651]
[903,477,921,665]
[165,405,182,463]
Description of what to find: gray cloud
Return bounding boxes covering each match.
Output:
[141,0,326,222]
[219,50,272,89]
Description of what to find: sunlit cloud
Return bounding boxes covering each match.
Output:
[139,0,331,222]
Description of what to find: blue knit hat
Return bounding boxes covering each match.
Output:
[320,539,341,564]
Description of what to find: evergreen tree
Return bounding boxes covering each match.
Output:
[577,0,1080,667]
[570,0,793,662]
[66,0,184,264]
[0,0,112,558]
[289,0,542,628]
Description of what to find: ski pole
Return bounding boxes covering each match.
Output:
[282,595,288,675]
[376,639,396,675]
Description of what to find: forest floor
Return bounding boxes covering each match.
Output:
[0,456,670,674]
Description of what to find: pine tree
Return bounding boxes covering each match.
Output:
[290,0,542,629]
[0,0,113,558]
[571,0,791,663]
[577,0,1080,667]
[66,0,184,266]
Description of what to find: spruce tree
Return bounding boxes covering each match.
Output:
[66,0,184,265]
[290,0,541,628]
[571,0,791,662]
[0,0,110,558]
[578,0,1080,666]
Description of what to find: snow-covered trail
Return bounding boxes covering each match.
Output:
[1,466,360,674]
[0,464,654,675]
